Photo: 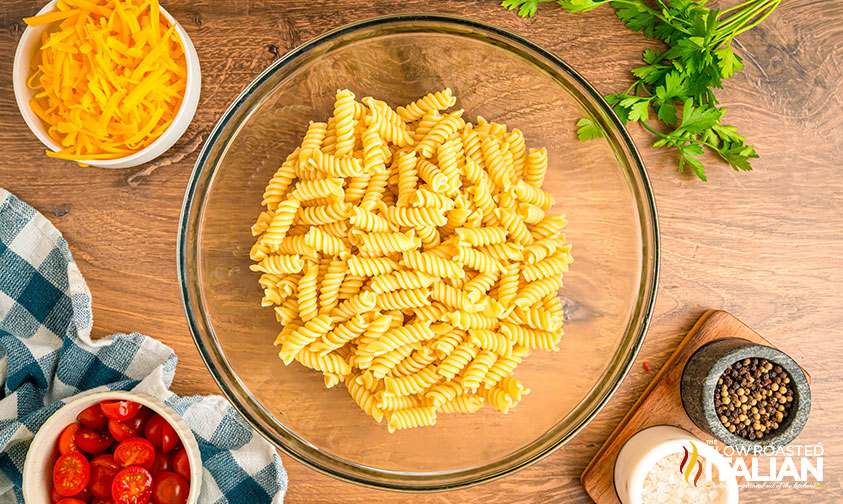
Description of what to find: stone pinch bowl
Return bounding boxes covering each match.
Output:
[680,338,811,450]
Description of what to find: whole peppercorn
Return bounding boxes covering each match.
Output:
[714,358,795,440]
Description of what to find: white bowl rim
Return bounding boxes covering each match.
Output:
[12,0,200,168]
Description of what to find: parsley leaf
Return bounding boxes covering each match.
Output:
[501,0,556,17]
[576,117,605,141]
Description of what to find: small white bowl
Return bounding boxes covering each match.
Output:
[614,425,739,504]
[23,390,202,503]
[12,0,201,169]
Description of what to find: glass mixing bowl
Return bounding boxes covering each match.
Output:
[178,14,659,491]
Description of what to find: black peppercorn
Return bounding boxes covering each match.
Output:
[714,358,795,440]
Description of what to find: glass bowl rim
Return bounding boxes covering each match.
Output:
[177,12,660,492]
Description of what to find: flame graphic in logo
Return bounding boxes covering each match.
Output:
[678,442,704,486]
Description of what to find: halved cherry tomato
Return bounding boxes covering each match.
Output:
[100,401,141,422]
[113,437,155,469]
[148,451,174,475]
[89,455,122,499]
[91,454,121,471]
[76,428,113,453]
[108,407,153,442]
[151,472,188,504]
[111,466,152,504]
[143,415,179,453]
[52,485,93,503]
[53,452,90,497]
[171,449,189,482]
[77,405,109,429]
[56,499,88,504]
[58,423,81,455]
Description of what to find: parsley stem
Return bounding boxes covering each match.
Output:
[639,120,722,153]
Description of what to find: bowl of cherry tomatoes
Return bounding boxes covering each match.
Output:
[23,391,202,504]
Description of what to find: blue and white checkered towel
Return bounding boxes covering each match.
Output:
[0,188,287,503]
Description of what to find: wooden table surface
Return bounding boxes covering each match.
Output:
[1,1,841,502]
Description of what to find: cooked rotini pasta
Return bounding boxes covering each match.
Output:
[250,88,572,432]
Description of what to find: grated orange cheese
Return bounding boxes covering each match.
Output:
[24,0,187,164]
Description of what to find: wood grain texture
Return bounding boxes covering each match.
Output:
[582,310,813,503]
[1,0,841,502]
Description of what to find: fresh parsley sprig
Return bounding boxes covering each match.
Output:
[502,0,779,181]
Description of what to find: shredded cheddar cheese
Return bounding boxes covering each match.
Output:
[24,0,187,163]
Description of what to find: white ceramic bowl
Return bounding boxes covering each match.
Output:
[614,425,739,504]
[12,0,201,169]
[23,390,202,503]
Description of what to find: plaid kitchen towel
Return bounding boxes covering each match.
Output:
[0,188,287,504]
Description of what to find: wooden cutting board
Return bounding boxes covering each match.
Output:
[581,310,811,503]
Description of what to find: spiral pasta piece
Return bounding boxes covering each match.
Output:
[445,311,499,330]
[437,138,463,196]
[512,179,555,210]
[396,88,456,122]
[436,342,478,379]
[524,147,548,188]
[365,319,435,356]
[346,376,385,423]
[456,245,505,274]
[455,226,508,247]
[304,226,349,256]
[369,342,420,378]
[429,328,465,359]
[250,254,305,275]
[387,406,437,433]
[299,121,328,166]
[396,149,418,205]
[517,202,546,225]
[480,136,514,191]
[291,177,344,202]
[506,129,527,179]
[333,89,356,158]
[401,250,465,280]
[393,347,438,377]
[431,282,485,313]
[377,393,424,411]
[415,110,465,158]
[409,187,455,210]
[483,346,531,387]
[330,291,377,323]
[468,328,512,357]
[347,255,401,276]
[481,385,514,414]
[349,206,390,233]
[297,200,350,225]
[384,365,441,397]
[310,313,368,355]
[295,348,351,376]
[512,275,564,309]
[308,148,364,177]
[359,169,390,211]
[495,207,533,246]
[500,321,561,351]
[366,109,413,147]
[278,314,333,364]
[376,288,431,311]
[416,159,451,193]
[438,395,484,414]
[370,270,437,294]
[384,206,447,227]
[262,149,299,210]
[424,380,464,407]
[522,253,570,282]
[358,230,419,255]
[464,271,499,296]
[259,198,301,251]
[530,213,569,241]
[296,261,319,322]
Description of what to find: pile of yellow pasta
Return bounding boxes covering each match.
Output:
[250,88,572,433]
